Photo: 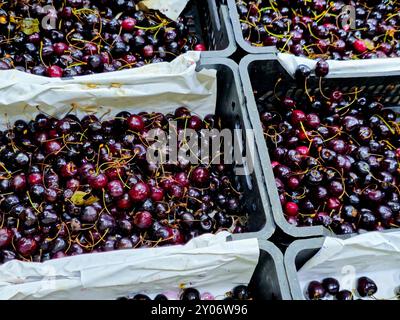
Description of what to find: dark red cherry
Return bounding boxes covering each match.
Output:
[129,182,150,202]
[315,59,329,77]
[117,193,133,210]
[127,115,145,132]
[322,278,340,295]
[88,173,108,190]
[291,110,306,124]
[47,65,63,77]
[307,281,326,300]
[150,186,164,202]
[336,290,353,300]
[107,180,124,198]
[284,202,299,216]
[190,167,210,187]
[121,17,136,31]
[357,277,377,297]
[60,162,78,178]
[17,237,37,256]
[133,211,153,229]
[181,288,200,301]
[0,229,12,248]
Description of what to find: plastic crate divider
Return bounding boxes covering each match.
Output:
[199,57,276,240]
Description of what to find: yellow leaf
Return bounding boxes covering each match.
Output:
[364,39,375,51]
[21,18,40,35]
[70,191,99,206]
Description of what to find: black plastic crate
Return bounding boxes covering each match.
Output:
[239,54,400,238]
[0,58,282,299]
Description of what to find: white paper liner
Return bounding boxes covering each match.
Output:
[0,232,259,300]
[278,53,400,79]
[138,0,190,21]
[298,231,400,300]
[0,51,217,129]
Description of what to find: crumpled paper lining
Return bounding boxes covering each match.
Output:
[0,51,217,129]
[298,231,400,300]
[0,232,260,300]
[278,53,400,79]
[138,0,189,21]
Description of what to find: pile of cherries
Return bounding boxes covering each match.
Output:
[119,285,253,300]
[236,0,400,60]
[307,276,396,300]
[260,68,400,234]
[0,0,206,77]
[0,107,246,263]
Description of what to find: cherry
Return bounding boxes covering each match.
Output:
[284,202,299,216]
[291,110,306,124]
[328,180,344,196]
[28,173,42,185]
[336,290,353,300]
[287,177,300,190]
[194,43,206,51]
[174,172,189,187]
[357,277,377,297]
[65,179,80,191]
[129,182,150,202]
[330,91,343,102]
[47,65,63,77]
[232,285,250,300]
[12,173,27,192]
[2,195,19,213]
[116,193,133,210]
[88,173,108,190]
[190,167,210,187]
[127,115,145,132]
[60,162,78,178]
[306,169,323,185]
[353,39,367,53]
[121,17,136,31]
[315,59,329,77]
[53,42,69,56]
[307,281,326,300]
[150,186,164,202]
[45,188,58,202]
[142,45,154,58]
[117,238,133,249]
[0,229,12,248]
[327,197,341,211]
[181,288,200,301]
[188,115,203,131]
[107,180,124,198]
[98,214,116,232]
[282,97,296,109]
[306,113,320,129]
[45,140,62,154]
[17,237,37,256]
[175,106,191,118]
[155,226,173,242]
[322,278,340,295]
[133,211,152,229]
[295,65,311,80]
